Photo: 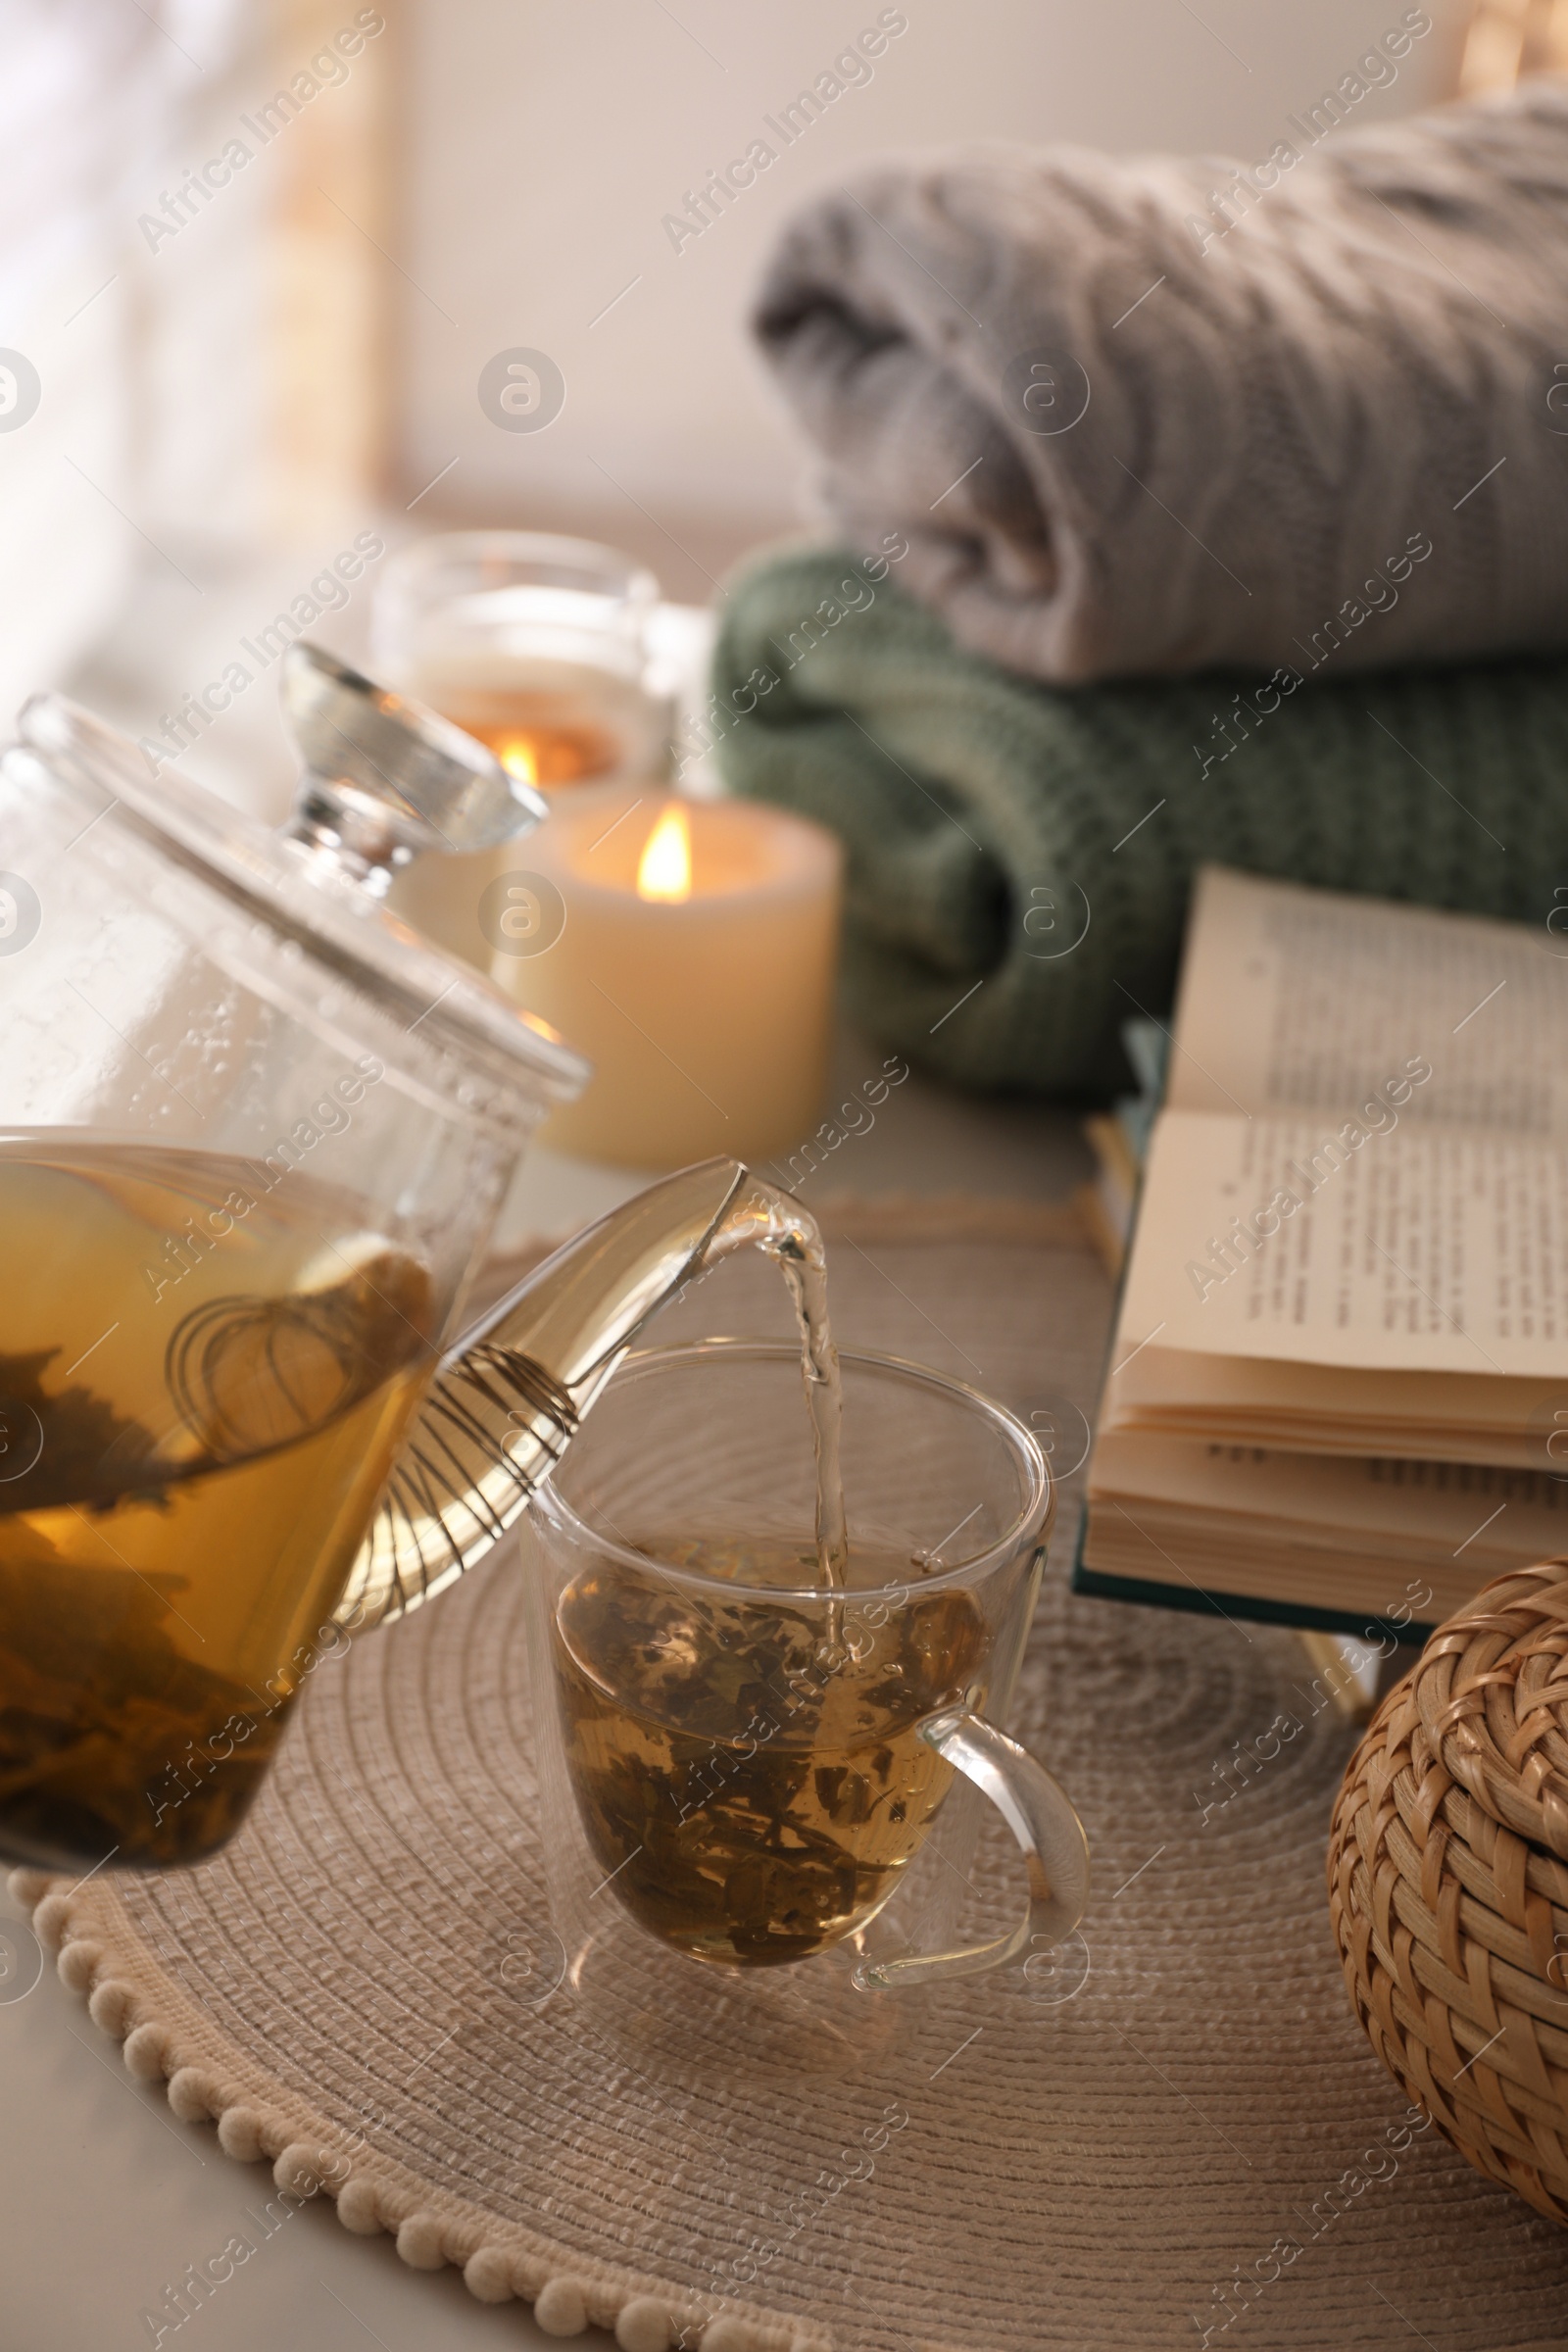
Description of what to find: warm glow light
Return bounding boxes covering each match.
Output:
[498,736,540,790]
[636,803,692,903]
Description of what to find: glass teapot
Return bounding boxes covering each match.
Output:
[0,648,796,1878]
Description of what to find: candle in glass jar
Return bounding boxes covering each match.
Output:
[400,655,661,791]
[376,532,672,969]
[491,788,842,1169]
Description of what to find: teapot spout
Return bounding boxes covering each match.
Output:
[334,1155,791,1632]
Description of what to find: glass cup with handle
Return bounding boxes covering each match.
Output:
[522,1338,1091,1997]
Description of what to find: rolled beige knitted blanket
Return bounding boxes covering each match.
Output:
[752,73,1568,682]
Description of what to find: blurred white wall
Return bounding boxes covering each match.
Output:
[0,0,256,720]
[24,0,1477,769]
[394,0,1469,587]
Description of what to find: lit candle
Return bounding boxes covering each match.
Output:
[384,685,654,971]
[408,665,651,790]
[491,787,842,1169]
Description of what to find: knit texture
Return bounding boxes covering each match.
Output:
[710,544,1568,1098]
[752,80,1568,683]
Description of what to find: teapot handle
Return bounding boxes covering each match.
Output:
[852,1709,1090,1990]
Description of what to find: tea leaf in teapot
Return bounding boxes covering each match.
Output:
[0,1144,435,1873]
[0,1533,280,1867]
[0,1348,167,1515]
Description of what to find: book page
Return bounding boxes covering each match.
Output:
[1166,868,1568,1132]
[1102,1340,1559,1461]
[1082,1434,1561,1620]
[1116,1107,1568,1377]
[1090,1429,1568,1547]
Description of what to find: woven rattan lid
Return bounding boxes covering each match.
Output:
[1412,1562,1568,1862]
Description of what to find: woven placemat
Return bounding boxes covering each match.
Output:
[16,1198,1568,2352]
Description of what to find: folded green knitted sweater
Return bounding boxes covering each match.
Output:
[708,545,1568,1098]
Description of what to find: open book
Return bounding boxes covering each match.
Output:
[1078,867,1568,1632]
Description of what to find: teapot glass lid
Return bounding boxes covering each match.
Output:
[13,648,589,1120]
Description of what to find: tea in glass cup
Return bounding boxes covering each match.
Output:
[554,1539,990,1966]
[524,1343,1090,1992]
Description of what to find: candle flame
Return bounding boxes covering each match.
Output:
[497,736,540,791]
[636,803,692,903]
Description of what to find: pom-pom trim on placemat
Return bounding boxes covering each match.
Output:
[1328,1559,1568,2226]
[10,1867,820,2352]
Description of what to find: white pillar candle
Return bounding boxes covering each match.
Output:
[491,787,842,1170]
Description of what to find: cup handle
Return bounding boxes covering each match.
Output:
[853,1707,1090,1991]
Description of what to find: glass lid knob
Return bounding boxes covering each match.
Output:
[281,640,549,896]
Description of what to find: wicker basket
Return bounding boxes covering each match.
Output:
[1328,1560,1568,2224]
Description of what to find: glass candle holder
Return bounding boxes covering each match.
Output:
[375,533,672,968]
[374,530,668,790]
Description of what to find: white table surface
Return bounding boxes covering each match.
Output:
[1,1031,1090,2352]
